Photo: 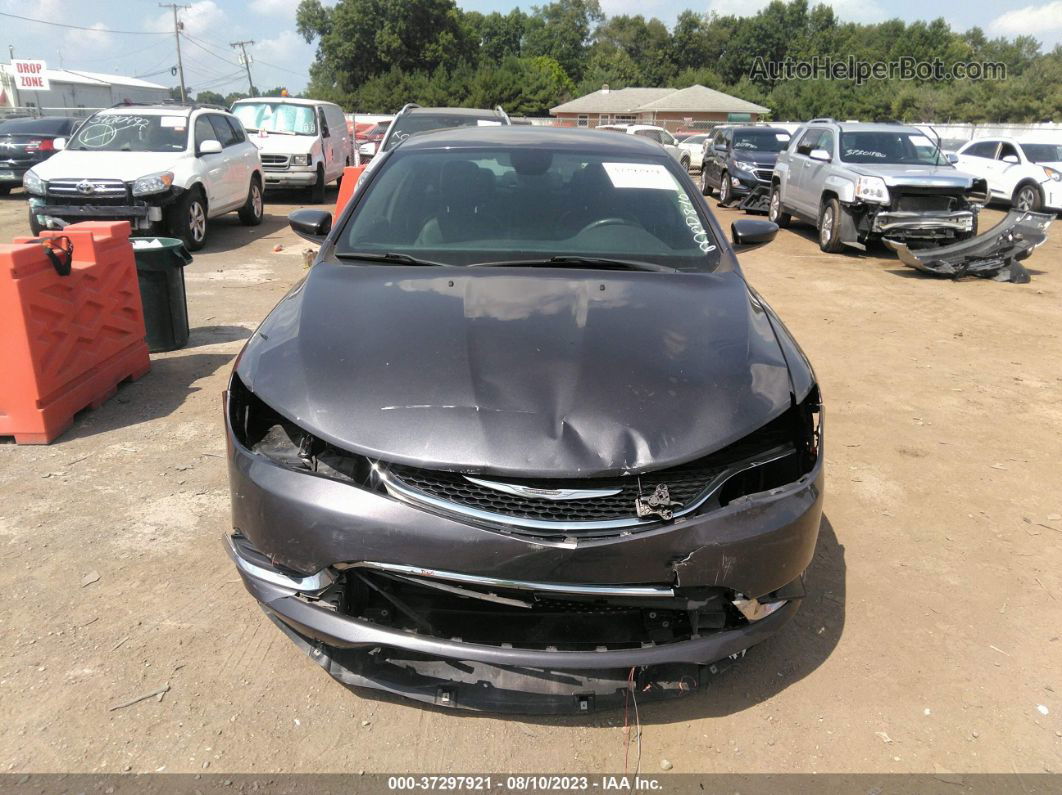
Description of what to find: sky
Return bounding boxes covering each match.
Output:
[1,0,1060,98]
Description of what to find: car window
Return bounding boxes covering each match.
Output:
[660,131,677,146]
[817,131,834,156]
[318,108,330,138]
[195,116,218,150]
[962,141,998,158]
[67,112,188,152]
[796,129,822,155]
[997,142,1020,161]
[732,130,791,153]
[384,113,502,151]
[839,131,946,165]
[1021,143,1062,163]
[226,116,247,143]
[0,116,75,135]
[337,148,722,272]
[208,115,238,147]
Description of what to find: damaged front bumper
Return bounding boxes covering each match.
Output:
[884,209,1053,283]
[871,209,975,238]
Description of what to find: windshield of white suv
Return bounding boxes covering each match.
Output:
[733,130,790,152]
[383,113,503,151]
[840,131,947,165]
[67,113,188,152]
[1020,143,1062,164]
[337,148,721,272]
[232,102,317,135]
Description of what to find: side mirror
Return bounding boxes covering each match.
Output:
[713,144,727,152]
[732,218,778,248]
[53,137,66,151]
[1002,154,1019,164]
[809,148,831,162]
[199,139,223,155]
[289,208,332,243]
[946,152,959,164]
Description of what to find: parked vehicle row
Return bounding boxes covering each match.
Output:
[596,123,690,169]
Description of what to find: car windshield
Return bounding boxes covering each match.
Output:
[1020,143,1062,163]
[733,130,790,152]
[0,117,74,135]
[840,131,946,165]
[232,102,317,135]
[383,113,502,150]
[67,113,187,152]
[336,147,721,272]
[683,135,708,145]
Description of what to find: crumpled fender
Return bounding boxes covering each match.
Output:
[884,210,1053,283]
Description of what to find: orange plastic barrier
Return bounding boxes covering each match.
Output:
[0,221,150,444]
[334,165,366,219]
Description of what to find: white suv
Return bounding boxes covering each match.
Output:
[952,138,1062,212]
[23,104,264,250]
[596,123,688,169]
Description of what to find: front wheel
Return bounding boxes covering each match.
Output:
[718,171,732,205]
[28,206,42,235]
[238,177,264,226]
[699,168,711,196]
[171,188,208,251]
[818,197,845,253]
[309,165,326,204]
[1013,183,1042,212]
[768,185,791,228]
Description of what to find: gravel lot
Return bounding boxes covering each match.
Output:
[0,182,1059,775]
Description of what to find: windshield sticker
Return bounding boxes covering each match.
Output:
[909,135,932,147]
[677,192,717,254]
[477,120,502,126]
[844,148,886,159]
[602,162,677,191]
[776,133,791,142]
[160,116,186,129]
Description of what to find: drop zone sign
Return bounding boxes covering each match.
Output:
[13,60,50,91]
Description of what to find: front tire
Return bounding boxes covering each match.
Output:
[768,184,791,228]
[719,171,732,205]
[818,197,845,253]
[238,176,264,226]
[1013,183,1042,212]
[172,188,208,251]
[28,206,42,235]
[699,168,711,196]
[680,155,691,172]
[309,165,326,204]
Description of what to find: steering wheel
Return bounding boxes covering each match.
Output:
[578,217,631,234]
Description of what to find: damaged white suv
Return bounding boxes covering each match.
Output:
[23,104,263,250]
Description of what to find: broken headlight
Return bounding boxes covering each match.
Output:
[854,176,889,204]
[227,373,379,488]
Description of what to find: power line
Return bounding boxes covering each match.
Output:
[180,33,242,68]
[0,10,169,35]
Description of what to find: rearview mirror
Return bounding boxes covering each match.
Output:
[199,139,223,155]
[809,148,831,162]
[53,137,66,151]
[289,208,332,243]
[731,218,778,248]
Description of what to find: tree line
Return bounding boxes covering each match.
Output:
[285,0,1061,122]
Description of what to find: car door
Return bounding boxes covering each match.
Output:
[207,114,245,209]
[787,128,823,214]
[659,129,681,162]
[956,141,1002,196]
[222,115,258,201]
[801,129,834,213]
[317,107,335,180]
[328,106,351,168]
[704,129,726,189]
[194,114,227,211]
[994,141,1025,198]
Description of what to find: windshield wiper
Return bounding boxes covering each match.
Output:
[334,251,450,267]
[469,256,676,272]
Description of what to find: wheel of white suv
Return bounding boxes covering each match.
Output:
[27,206,43,236]
[768,184,791,228]
[238,176,264,226]
[172,187,208,251]
[719,171,732,205]
[818,197,845,253]
[1013,183,1042,212]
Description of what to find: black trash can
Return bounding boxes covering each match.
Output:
[131,237,192,353]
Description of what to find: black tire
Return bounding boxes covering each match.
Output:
[310,165,326,204]
[28,206,42,235]
[699,168,711,196]
[238,176,264,226]
[768,184,791,228]
[171,187,208,251]
[680,155,691,172]
[718,171,732,206]
[1013,182,1042,212]
[818,196,845,253]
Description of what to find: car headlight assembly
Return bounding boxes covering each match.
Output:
[732,160,756,173]
[23,169,46,196]
[131,172,174,197]
[291,154,311,166]
[854,176,890,204]
[1044,166,1061,182]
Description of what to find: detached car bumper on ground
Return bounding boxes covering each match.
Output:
[223,126,825,713]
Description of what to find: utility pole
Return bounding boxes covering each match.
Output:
[159,3,190,102]
[230,40,255,96]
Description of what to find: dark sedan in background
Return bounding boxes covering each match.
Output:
[0,116,80,195]
[224,126,824,713]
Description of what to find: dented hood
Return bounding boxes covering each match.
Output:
[236,264,794,477]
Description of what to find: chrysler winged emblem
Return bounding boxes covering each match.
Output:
[635,484,682,521]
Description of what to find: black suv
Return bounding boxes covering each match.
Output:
[379,104,510,153]
[700,125,793,206]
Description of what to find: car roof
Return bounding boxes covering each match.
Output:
[234,96,337,108]
[808,121,924,134]
[406,107,504,116]
[100,105,232,117]
[394,125,670,156]
[720,125,789,133]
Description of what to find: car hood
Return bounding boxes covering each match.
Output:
[845,163,977,189]
[250,133,316,155]
[238,264,795,477]
[29,150,181,182]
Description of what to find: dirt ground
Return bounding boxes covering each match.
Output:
[0,179,1059,777]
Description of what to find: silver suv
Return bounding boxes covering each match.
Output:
[770,120,988,253]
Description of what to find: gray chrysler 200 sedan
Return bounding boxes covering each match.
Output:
[224,126,824,714]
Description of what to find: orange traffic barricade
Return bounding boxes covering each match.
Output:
[334,165,366,219]
[0,221,150,444]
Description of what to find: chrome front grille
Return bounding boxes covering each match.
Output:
[47,178,128,205]
[261,154,289,170]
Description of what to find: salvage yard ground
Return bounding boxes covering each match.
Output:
[0,187,1059,775]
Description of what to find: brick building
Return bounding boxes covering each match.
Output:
[550,84,768,130]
